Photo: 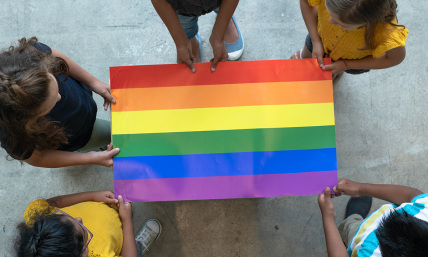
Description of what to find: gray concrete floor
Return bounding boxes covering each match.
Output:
[1,1,427,256]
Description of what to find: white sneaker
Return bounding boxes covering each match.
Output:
[135,219,162,256]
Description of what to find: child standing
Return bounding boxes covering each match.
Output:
[294,0,408,77]
[318,178,428,256]
[15,191,161,257]
[151,0,244,72]
[0,37,119,168]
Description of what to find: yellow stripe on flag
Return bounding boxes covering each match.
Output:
[112,103,335,135]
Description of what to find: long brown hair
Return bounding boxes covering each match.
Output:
[325,0,404,50]
[0,37,69,160]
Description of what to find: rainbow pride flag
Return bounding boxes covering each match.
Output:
[110,59,337,202]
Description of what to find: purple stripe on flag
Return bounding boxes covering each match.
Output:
[114,170,338,202]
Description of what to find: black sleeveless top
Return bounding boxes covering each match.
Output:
[166,0,222,16]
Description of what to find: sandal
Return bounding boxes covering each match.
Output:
[291,49,303,59]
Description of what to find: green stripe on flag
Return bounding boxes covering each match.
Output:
[113,126,336,157]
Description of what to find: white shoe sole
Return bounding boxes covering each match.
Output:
[227,41,244,61]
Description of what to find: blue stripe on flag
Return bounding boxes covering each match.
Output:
[113,148,337,180]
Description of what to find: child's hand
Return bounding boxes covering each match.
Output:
[321,60,347,75]
[209,37,228,72]
[176,40,196,73]
[117,195,133,222]
[89,143,120,167]
[318,187,336,218]
[312,41,325,68]
[333,178,363,197]
[91,80,116,111]
[92,190,118,207]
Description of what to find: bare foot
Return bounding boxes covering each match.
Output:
[224,18,239,43]
[190,36,200,62]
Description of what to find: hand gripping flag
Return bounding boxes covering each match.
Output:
[110,59,337,202]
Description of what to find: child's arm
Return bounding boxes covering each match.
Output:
[322,46,406,74]
[333,178,423,205]
[51,49,115,111]
[151,0,196,72]
[318,187,349,257]
[209,0,239,71]
[300,0,325,66]
[25,143,119,168]
[118,195,138,257]
[46,191,118,208]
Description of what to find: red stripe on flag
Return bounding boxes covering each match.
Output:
[110,59,332,89]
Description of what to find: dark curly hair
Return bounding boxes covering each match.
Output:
[15,213,84,257]
[325,0,405,50]
[0,37,69,160]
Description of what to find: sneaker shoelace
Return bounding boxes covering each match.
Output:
[136,226,156,249]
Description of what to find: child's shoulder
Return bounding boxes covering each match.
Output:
[24,199,56,227]
[375,19,409,35]
[372,21,409,58]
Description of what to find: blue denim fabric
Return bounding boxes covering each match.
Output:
[305,34,370,75]
[136,243,142,257]
[177,14,199,39]
[177,7,221,39]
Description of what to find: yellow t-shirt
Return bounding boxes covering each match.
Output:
[308,0,408,61]
[24,199,123,257]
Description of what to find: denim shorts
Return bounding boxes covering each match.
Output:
[305,34,370,75]
[177,7,220,39]
[177,14,199,39]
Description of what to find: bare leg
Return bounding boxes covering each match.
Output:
[189,36,200,62]
[301,44,312,59]
[224,18,239,43]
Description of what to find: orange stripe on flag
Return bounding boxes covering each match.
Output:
[111,80,333,112]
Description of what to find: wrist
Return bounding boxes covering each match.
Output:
[85,151,100,165]
[342,60,349,70]
[209,32,224,46]
[121,217,133,226]
[358,182,366,196]
[86,77,99,89]
[174,34,190,49]
[312,39,322,45]
[122,219,135,237]
[88,191,98,202]
[322,213,336,224]
[320,204,336,219]
[310,34,322,45]
[175,41,188,50]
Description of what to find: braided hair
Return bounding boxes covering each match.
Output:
[0,37,69,160]
[15,213,84,257]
